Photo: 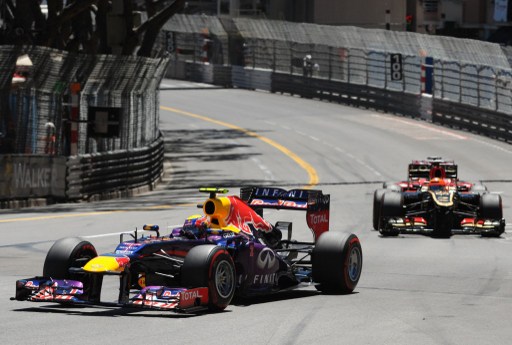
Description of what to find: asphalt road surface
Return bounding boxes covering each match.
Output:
[1,79,511,345]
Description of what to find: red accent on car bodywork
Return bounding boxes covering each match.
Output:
[307,209,329,240]
[178,287,209,309]
[225,196,273,235]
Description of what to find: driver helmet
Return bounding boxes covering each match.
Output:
[428,177,447,191]
[182,215,208,238]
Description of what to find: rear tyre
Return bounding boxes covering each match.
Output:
[182,245,236,311]
[312,232,363,294]
[43,237,97,279]
[372,189,386,230]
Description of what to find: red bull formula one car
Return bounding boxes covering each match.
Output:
[13,187,363,313]
[373,157,505,237]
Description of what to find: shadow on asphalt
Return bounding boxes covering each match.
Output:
[0,127,280,215]
[232,289,320,307]
[1,124,387,215]
[11,289,325,318]
[11,305,200,318]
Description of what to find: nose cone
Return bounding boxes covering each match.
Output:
[83,256,130,273]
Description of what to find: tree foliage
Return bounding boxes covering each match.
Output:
[0,0,185,57]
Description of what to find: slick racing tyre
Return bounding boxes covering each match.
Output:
[380,192,404,218]
[379,192,403,236]
[182,245,236,311]
[43,237,97,279]
[372,189,386,230]
[312,232,362,294]
[479,193,503,220]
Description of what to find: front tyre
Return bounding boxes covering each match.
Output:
[312,232,363,294]
[479,193,503,220]
[372,189,386,230]
[379,192,403,236]
[43,237,97,279]
[479,193,504,237]
[182,245,236,311]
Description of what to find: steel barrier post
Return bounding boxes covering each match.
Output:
[70,82,80,156]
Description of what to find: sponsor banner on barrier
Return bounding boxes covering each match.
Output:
[0,155,66,199]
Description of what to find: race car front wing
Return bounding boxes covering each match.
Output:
[12,277,209,313]
[384,217,505,235]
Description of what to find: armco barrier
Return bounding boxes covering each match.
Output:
[174,62,423,118]
[66,136,164,201]
[0,137,164,208]
[271,72,422,118]
[433,100,512,143]
[232,66,270,90]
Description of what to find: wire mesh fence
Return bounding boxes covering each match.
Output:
[163,15,512,115]
[3,15,512,156]
[1,46,169,155]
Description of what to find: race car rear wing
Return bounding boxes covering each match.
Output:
[240,187,330,240]
[408,161,458,179]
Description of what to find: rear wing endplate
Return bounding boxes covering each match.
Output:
[240,187,329,240]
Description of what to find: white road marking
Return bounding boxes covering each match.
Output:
[356,158,383,177]
[251,157,275,181]
[471,138,512,155]
[278,121,386,178]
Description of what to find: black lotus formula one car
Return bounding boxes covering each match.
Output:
[373,158,505,238]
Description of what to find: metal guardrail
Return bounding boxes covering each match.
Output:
[433,100,512,143]
[66,136,164,200]
[0,136,163,208]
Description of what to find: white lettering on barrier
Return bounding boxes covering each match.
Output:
[14,163,51,189]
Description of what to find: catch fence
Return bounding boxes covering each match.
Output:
[1,46,169,156]
[0,46,169,204]
[162,14,512,142]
